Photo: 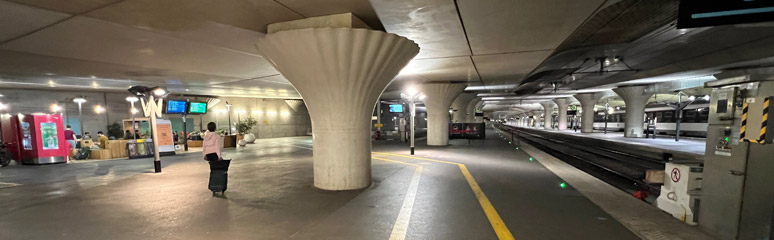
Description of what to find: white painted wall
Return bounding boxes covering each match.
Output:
[0,89,311,139]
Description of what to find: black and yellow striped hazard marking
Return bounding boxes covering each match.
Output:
[741,97,771,144]
[740,102,749,140]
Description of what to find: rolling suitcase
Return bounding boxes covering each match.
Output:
[208,159,231,193]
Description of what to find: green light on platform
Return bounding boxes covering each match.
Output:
[559,182,567,189]
[725,137,729,141]
[529,157,533,161]
[515,147,519,150]
[509,141,512,144]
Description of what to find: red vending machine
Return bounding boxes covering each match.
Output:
[1,114,68,164]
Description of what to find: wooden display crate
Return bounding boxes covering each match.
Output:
[188,140,203,147]
[90,149,112,160]
[108,140,128,158]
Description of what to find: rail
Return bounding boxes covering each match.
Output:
[496,124,664,197]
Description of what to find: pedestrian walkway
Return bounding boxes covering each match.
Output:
[0,133,710,239]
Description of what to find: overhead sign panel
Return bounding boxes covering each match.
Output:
[678,0,774,28]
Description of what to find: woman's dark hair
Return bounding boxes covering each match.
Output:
[66,125,71,128]
[207,122,217,132]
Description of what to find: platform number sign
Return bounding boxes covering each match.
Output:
[671,168,681,183]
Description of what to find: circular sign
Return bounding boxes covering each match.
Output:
[671,168,681,182]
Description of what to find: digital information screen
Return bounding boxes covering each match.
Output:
[678,0,774,28]
[166,100,187,114]
[188,102,208,114]
[389,104,403,113]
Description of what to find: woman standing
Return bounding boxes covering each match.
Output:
[202,122,229,196]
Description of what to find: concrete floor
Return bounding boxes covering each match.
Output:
[0,131,641,240]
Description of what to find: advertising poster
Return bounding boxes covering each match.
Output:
[449,123,486,139]
[40,122,59,150]
[157,123,174,146]
[156,119,175,154]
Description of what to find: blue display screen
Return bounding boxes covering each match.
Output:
[166,100,187,114]
[389,104,403,113]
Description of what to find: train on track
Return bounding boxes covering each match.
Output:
[592,103,709,138]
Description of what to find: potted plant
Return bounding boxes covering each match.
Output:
[107,122,123,139]
[236,116,258,146]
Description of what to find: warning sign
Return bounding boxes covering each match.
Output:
[671,168,681,183]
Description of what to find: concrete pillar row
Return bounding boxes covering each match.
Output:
[573,93,603,133]
[552,98,572,130]
[451,93,476,123]
[256,28,419,190]
[613,86,654,138]
[531,110,543,128]
[465,98,481,122]
[540,102,555,129]
[474,101,485,122]
[422,83,467,146]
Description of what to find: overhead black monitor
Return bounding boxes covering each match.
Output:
[389,104,403,113]
[188,102,208,114]
[166,100,187,114]
[677,0,774,28]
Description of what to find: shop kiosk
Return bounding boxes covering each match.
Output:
[1,113,68,164]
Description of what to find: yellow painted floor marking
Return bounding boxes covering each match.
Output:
[373,156,423,240]
[373,152,515,240]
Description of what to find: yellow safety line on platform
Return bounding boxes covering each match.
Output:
[373,152,515,240]
[373,156,423,240]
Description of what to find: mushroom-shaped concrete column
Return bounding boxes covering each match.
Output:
[465,98,481,122]
[540,101,555,129]
[474,101,485,122]
[257,28,419,190]
[552,98,572,130]
[531,110,543,128]
[613,85,654,138]
[422,83,467,146]
[573,93,603,133]
[451,93,476,123]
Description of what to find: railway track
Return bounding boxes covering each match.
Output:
[496,124,664,197]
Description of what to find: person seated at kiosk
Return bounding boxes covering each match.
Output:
[97,131,109,149]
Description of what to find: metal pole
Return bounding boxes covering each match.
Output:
[77,102,83,136]
[604,103,609,134]
[149,96,161,173]
[130,101,136,141]
[377,101,382,132]
[675,93,682,142]
[227,106,232,135]
[410,101,415,155]
[183,113,188,151]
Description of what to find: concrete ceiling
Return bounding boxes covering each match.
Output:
[1,0,774,105]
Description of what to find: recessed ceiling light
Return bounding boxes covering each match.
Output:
[91,75,96,79]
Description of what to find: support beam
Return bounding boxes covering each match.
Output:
[613,86,654,138]
[531,110,543,128]
[574,93,603,133]
[451,93,476,123]
[465,98,481,122]
[553,98,572,130]
[422,83,467,146]
[256,28,419,190]
[540,102,555,129]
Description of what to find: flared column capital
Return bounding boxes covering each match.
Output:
[421,83,467,114]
